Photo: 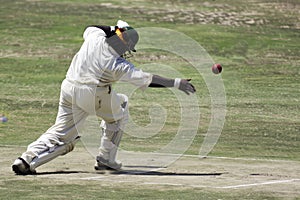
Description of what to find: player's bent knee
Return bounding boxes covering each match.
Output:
[117,93,128,109]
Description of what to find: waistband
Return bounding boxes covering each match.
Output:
[65,79,112,94]
[65,79,110,87]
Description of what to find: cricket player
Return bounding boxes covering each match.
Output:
[12,20,196,175]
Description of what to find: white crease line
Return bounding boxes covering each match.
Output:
[215,179,300,189]
[203,156,300,163]
[3,145,299,163]
[120,150,300,163]
[80,176,105,180]
[75,176,300,190]
[142,182,184,187]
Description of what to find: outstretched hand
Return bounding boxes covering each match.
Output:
[148,75,196,95]
[179,79,196,95]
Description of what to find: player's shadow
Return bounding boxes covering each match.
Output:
[34,169,223,176]
[35,171,87,175]
[111,165,223,176]
[33,165,224,176]
[111,170,223,176]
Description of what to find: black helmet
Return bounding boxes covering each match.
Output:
[116,27,139,52]
[107,27,139,58]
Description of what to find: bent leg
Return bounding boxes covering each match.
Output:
[95,93,129,170]
[13,80,88,174]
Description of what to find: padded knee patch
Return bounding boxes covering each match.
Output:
[100,121,123,147]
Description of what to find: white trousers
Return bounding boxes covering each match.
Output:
[20,79,128,166]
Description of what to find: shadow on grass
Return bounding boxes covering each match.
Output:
[27,165,224,176]
[34,170,223,176]
[35,171,90,175]
[111,170,223,176]
[118,165,224,176]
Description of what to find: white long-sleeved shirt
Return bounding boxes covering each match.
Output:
[66,27,152,90]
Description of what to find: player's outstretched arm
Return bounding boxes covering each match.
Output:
[149,75,196,95]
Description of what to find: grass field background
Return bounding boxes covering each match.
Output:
[0,0,299,199]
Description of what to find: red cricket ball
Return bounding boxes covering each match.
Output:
[212,63,222,74]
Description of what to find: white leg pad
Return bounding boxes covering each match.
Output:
[29,136,80,171]
[96,94,128,169]
[99,122,123,162]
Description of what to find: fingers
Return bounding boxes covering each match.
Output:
[186,84,196,94]
[187,82,196,92]
[179,79,196,95]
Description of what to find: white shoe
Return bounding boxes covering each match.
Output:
[94,156,122,171]
[12,158,36,175]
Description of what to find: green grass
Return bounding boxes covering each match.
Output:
[0,0,300,199]
[1,0,299,159]
[0,179,283,200]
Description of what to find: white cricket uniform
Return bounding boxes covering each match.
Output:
[20,27,152,166]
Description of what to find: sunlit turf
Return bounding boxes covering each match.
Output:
[1,1,299,199]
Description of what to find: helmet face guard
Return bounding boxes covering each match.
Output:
[107,27,139,58]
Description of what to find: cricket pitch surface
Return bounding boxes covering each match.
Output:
[2,145,300,198]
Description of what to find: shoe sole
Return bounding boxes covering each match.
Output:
[94,163,121,171]
[96,156,122,171]
[12,164,36,175]
[94,165,113,170]
[12,164,23,175]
